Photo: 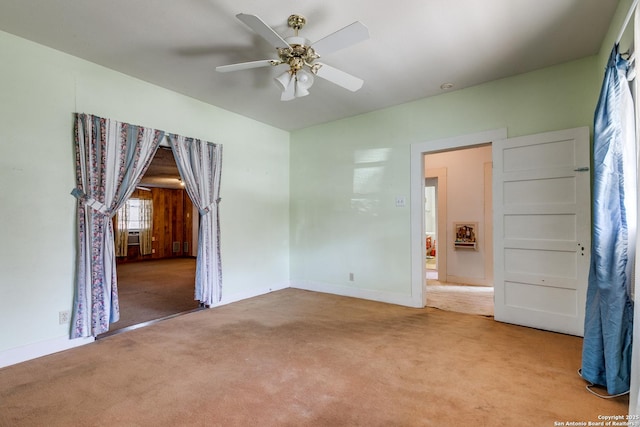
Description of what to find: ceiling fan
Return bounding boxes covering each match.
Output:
[216,13,369,101]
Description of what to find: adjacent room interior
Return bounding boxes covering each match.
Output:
[106,147,201,335]
[423,145,495,317]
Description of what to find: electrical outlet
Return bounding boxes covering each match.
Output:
[59,310,71,325]
[349,272,354,281]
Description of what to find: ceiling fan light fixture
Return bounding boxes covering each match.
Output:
[275,70,293,90]
[279,72,296,101]
[275,68,315,101]
[294,82,310,98]
[221,13,369,100]
[296,69,314,88]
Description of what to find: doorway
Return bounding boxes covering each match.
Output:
[423,145,494,316]
[103,146,200,336]
[424,168,448,283]
[412,127,591,336]
[409,128,507,309]
[424,178,438,280]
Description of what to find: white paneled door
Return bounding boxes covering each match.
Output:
[493,127,590,336]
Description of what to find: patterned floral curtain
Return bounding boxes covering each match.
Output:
[70,113,164,338]
[139,197,153,256]
[168,135,223,306]
[114,204,129,257]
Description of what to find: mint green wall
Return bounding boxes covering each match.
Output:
[0,31,290,353]
[290,56,601,298]
[598,0,635,71]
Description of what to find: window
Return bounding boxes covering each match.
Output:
[116,198,152,231]
[115,197,154,256]
[124,198,143,231]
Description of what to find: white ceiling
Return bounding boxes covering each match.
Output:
[0,0,619,131]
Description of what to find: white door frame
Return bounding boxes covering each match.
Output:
[425,169,447,282]
[410,128,507,307]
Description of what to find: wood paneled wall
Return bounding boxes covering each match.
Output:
[117,188,195,264]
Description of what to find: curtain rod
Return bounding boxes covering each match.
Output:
[617,0,640,44]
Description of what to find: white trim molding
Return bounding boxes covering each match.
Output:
[291,281,416,307]
[0,336,95,368]
[217,282,290,307]
[0,281,292,368]
[410,128,508,308]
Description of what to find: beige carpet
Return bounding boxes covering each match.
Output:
[0,289,627,426]
[112,258,200,333]
[426,282,494,316]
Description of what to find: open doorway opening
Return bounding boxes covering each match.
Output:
[424,168,447,283]
[419,141,498,317]
[102,146,201,336]
[425,178,438,280]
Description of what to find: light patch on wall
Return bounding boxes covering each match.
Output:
[352,147,391,194]
[354,148,391,164]
[351,148,391,214]
[350,198,380,214]
[353,166,384,195]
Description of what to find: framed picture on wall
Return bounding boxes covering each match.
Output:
[454,222,478,249]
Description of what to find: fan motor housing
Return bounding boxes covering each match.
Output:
[278,37,318,72]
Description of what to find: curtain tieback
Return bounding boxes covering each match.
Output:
[70,188,111,216]
[198,198,221,216]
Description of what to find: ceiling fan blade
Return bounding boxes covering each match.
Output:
[236,13,290,49]
[215,59,277,73]
[311,22,369,56]
[314,63,364,92]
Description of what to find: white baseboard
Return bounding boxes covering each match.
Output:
[0,282,415,368]
[217,282,290,307]
[0,283,289,368]
[0,335,94,369]
[291,280,422,308]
